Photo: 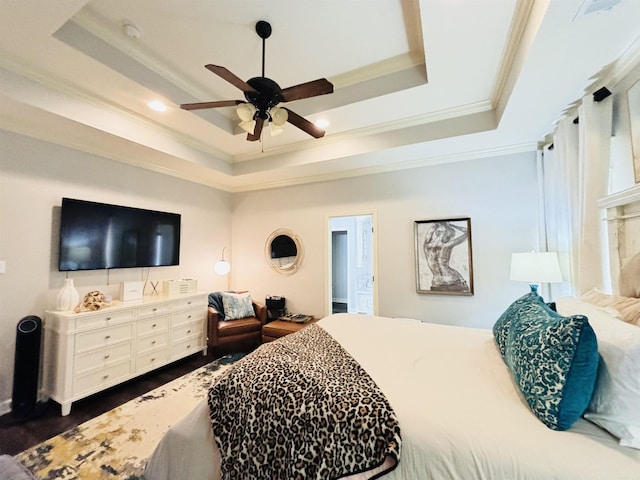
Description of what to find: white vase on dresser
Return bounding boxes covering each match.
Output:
[55,278,80,311]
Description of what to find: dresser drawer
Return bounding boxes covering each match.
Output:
[75,323,133,354]
[73,359,131,397]
[75,309,135,332]
[74,342,132,376]
[137,349,168,374]
[172,296,206,312]
[172,318,203,342]
[172,308,205,327]
[137,315,169,336]
[137,330,168,353]
[138,302,171,319]
[170,334,204,360]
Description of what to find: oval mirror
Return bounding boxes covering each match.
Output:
[265,229,303,274]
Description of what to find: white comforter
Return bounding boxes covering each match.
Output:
[145,313,640,480]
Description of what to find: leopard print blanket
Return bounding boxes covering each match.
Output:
[207,324,401,480]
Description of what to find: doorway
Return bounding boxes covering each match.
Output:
[327,213,376,315]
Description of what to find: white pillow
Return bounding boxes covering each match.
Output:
[556,297,640,449]
[221,292,255,320]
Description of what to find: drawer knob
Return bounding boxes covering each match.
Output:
[187,329,191,334]
[103,374,109,379]
[153,308,157,312]
[187,344,191,349]
[106,316,112,321]
[152,323,157,328]
[151,357,156,362]
[105,335,111,339]
[151,340,156,345]
[188,315,192,319]
[104,354,110,359]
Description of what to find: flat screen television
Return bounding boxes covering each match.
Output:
[58,198,181,271]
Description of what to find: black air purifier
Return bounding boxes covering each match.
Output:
[12,315,42,418]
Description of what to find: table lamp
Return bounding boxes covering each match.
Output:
[510,252,562,294]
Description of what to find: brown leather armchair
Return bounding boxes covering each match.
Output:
[207,292,267,353]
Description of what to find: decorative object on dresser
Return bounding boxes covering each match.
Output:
[262,316,318,343]
[43,292,207,416]
[120,281,144,301]
[75,290,111,312]
[162,279,197,296]
[207,291,267,353]
[55,278,79,311]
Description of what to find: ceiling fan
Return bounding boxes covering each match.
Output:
[180,20,334,142]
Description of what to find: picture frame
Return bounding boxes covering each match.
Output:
[414,217,473,295]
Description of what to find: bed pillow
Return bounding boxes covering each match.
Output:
[556,297,640,449]
[580,288,640,326]
[493,292,532,357]
[495,293,599,431]
[492,293,558,357]
[221,292,255,320]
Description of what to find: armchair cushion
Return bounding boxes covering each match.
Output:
[222,292,255,320]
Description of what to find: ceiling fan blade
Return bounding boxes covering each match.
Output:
[180,100,242,111]
[247,117,265,141]
[280,78,333,102]
[205,64,257,93]
[283,108,325,138]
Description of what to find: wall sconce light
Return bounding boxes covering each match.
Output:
[214,246,231,275]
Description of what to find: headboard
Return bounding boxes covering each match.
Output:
[599,184,640,297]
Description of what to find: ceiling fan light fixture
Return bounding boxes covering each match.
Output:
[270,106,288,127]
[237,103,256,121]
[239,119,256,134]
[270,123,285,136]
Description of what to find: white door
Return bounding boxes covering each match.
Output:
[327,213,376,315]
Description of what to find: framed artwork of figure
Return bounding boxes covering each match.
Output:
[414,217,473,295]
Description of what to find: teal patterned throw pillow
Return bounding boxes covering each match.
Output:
[222,292,255,320]
[494,293,599,431]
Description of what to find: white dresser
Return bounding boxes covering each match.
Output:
[43,292,207,416]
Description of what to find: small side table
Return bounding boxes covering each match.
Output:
[262,317,318,343]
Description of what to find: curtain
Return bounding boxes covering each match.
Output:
[541,94,613,296]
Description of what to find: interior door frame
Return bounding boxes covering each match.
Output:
[325,209,378,317]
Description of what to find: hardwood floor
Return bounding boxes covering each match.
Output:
[0,350,221,456]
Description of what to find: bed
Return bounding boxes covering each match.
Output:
[144,293,640,480]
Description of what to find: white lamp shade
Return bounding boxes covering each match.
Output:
[214,260,231,275]
[237,103,256,121]
[270,106,288,126]
[239,119,256,133]
[214,246,231,275]
[510,252,563,283]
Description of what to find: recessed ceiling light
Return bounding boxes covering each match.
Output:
[315,119,330,129]
[148,100,167,112]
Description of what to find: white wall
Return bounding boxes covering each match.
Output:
[230,151,540,326]
[0,130,542,412]
[0,131,232,411]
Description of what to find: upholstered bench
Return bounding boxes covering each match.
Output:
[262,318,318,343]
